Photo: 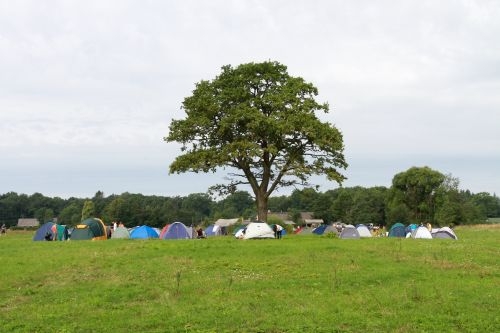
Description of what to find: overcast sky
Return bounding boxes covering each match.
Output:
[1,0,499,199]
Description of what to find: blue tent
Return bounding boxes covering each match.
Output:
[33,222,55,241]
[161,222,191,239]
[130,225,159,239]
[405,224,418,234]
[313,225,327,235]
[205,225,222,237]
[389,223,406,237]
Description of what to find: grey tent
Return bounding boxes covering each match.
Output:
[432,227,458,240]
[111,226,130,239]
[340,225,360,239]
[323,225,339,235]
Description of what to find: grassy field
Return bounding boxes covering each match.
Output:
[1,225,499,333]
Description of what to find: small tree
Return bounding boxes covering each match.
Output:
[166,61,347,221]
[59,202,82,226]
[81,200,95,221]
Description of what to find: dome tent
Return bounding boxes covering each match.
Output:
[71,218,107,241]
[356,224,372,237]
[312,225,327,235]
[205,224,222,237]
[33,221,55,241]
[130,225,159,239]
[388,223,406,237]
[339,225,360,239]
[411,226,433,239]
[161,222,192,239]
[111,226,130,239]
[241,222,275,239]
[159,224,170,239]
[432,227,458,240]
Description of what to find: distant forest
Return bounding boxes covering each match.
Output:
[2,175,499,229]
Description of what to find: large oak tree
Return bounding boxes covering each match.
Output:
[165,61,347,221]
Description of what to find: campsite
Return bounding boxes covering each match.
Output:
[2,1,499,331]
[1,224,498,332]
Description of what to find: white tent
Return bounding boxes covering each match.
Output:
[242,222,275,239]
[411,226,433,239]
[356,225,372,238]
[234,228,245,239]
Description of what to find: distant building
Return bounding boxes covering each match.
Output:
[17,218,40,228]
[214,218,239,227]
[267,211,323,226]
[300,212,324,227]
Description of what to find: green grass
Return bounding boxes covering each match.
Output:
[1,225,499,332]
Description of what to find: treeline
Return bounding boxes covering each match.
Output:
[0,191,256,228]
[1,167,499,228]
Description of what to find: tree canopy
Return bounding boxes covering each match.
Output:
[387,166,445,225]
[165,61,347,221]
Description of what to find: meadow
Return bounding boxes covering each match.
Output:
[0,225,498,333]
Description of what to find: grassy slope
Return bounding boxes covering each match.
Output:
[0,225,498,333]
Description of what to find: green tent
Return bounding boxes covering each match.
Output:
[71,218,107,241]
[388,223,406,238]
[56,224,69,241]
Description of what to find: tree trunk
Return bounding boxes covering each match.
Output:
[255,192,268,222]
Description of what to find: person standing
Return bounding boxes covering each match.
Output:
[51,223,58,241]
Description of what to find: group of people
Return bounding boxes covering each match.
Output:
[107,221,126,238]
[112,221,125,230]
